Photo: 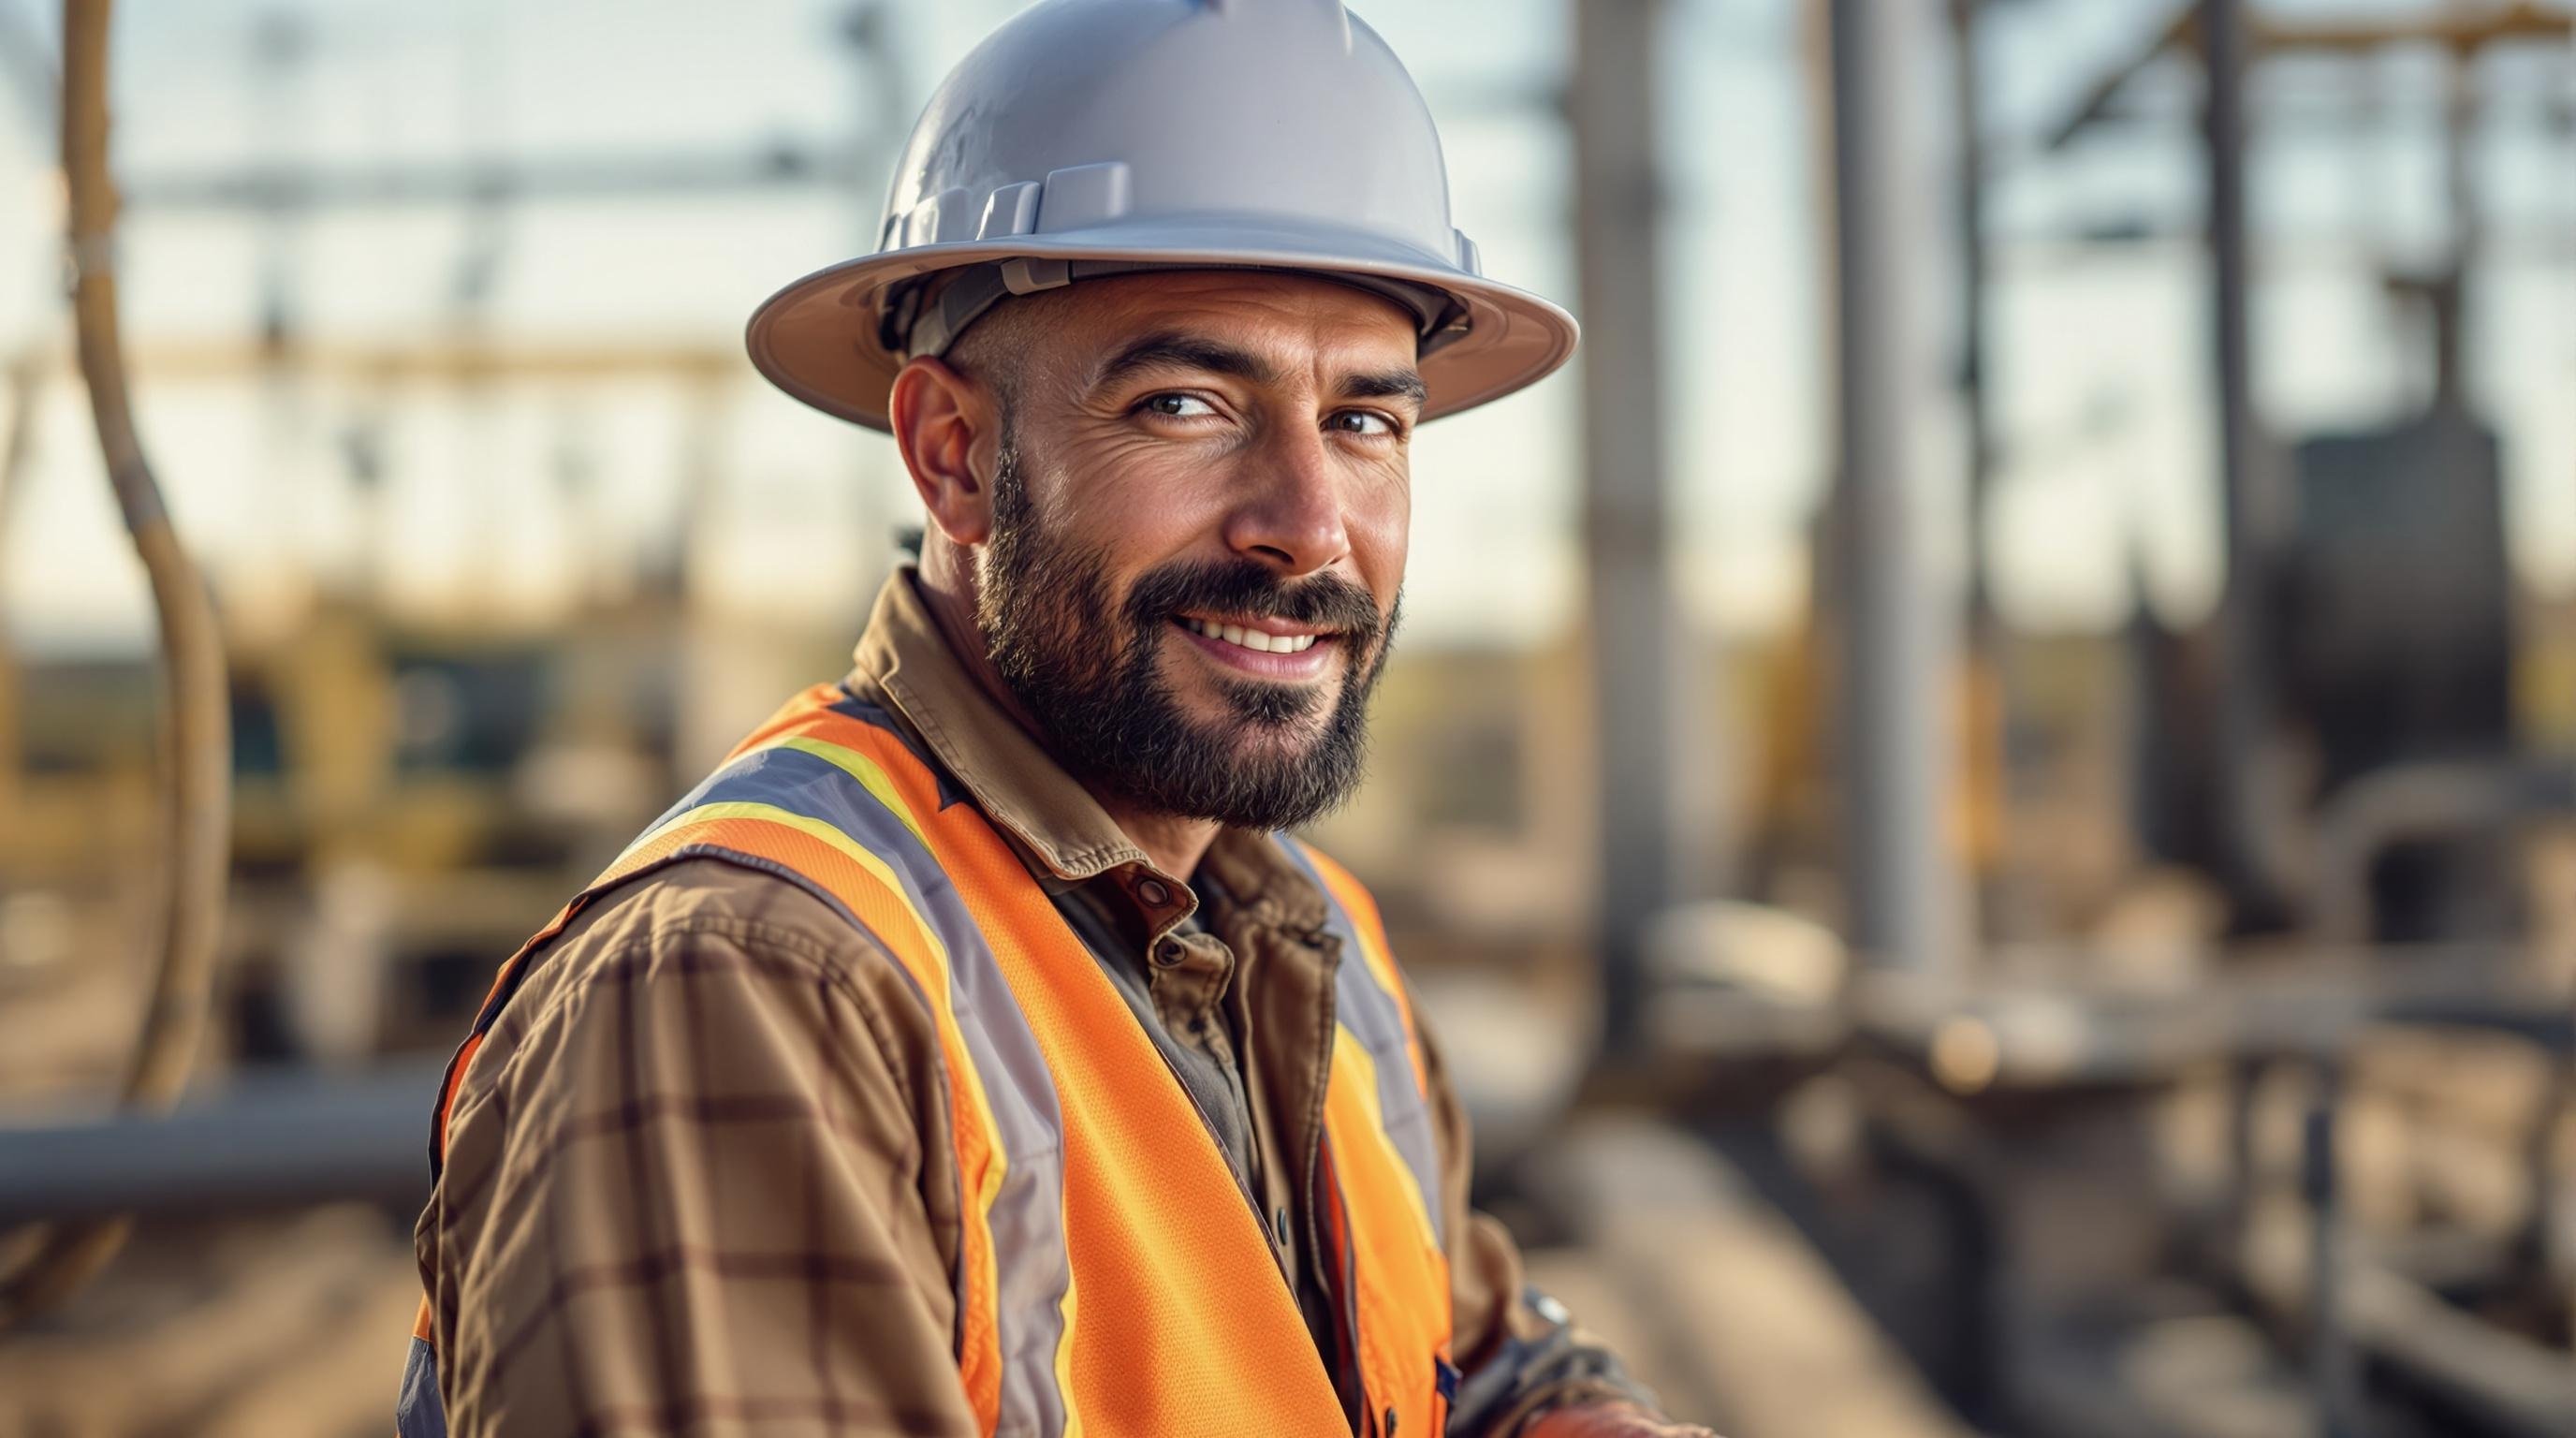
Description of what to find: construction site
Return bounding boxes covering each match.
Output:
[1,0,2572,1433]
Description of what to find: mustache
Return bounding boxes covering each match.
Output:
[1121,559,1385,643]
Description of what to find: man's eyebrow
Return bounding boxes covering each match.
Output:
[1090,333,1280,392]
[1339,368,1428,406]
[1089,333,1427,409]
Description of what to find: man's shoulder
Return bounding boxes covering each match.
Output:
[436,853,950,1138]
[558,852,851,951]
[504,853,915,1020]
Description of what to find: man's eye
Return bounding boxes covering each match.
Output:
[1328,410,1398,437]
[1141,393,1218,418]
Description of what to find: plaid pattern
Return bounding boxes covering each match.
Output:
[413,571,1655,1436]
[422,891,978,1437]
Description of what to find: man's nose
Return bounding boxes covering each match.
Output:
[1221,425,1352,578]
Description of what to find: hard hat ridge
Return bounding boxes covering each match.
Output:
[744,0,1577,432]
[1191,0,1356,45]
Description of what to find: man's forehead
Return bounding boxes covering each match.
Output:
[1065,271,1421,369]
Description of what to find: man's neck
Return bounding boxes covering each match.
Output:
[911,550,1220,882]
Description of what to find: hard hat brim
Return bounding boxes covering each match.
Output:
[743,216,1579,433]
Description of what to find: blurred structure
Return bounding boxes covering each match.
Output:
[0,0,233,1332]
[0,2,2571,1436]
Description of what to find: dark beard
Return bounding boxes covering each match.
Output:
[975,436,1399,832]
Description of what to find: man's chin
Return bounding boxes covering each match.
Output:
[1159,650,1342,727]
[1185,709,1337,760]
[1075,693,1367,832]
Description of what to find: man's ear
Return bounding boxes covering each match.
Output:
[888,355,996,547]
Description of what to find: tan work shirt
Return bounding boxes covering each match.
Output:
[416,569,1647,1436]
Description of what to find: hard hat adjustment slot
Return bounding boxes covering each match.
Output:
[999,258,1075,295]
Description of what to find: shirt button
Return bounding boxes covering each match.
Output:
[1273,1207,1290,1245]
[1153,939,1186,968]
[1134,877,1172,908]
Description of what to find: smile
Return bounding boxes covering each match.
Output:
[1178,616,1323,653]
[1170,614,1343,680]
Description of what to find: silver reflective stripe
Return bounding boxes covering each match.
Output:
[678,741,1076,1438]
[1281,838,1446,1249]
[395,1336,447,1438]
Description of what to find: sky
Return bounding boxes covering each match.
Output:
[0,0,2568,655]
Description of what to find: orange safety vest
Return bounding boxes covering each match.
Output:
[398,682,1456,1438]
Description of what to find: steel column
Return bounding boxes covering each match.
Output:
[1573,0,1679,1049]
[1829,0,1955,976]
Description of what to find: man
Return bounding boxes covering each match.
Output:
[402,2,1711,1434]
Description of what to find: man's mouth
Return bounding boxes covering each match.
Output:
[1169,612,1345,678]
[1175,614,1330,655]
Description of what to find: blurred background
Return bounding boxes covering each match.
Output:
[0,0,2570,1433]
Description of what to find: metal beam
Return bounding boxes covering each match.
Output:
[1829,0,1956,976]
[121,146,864,212]
[22,339,741,383]
[0,1062,443,1227]
[1573,0,1679,1053]
[1954,0,2007,944]
[2046,0,2574,152]
[2203,0,2295,932]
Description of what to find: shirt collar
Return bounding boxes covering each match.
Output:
[846,565,1155,885]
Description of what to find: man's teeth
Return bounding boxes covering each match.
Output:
[1180,617,1320,653]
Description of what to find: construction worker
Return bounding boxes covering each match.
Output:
[402,2,1712,1434]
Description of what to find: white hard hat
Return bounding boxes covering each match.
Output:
[744,0,1579,433]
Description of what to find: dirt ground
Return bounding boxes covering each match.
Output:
[0,893,430,1438]
[0,1208,423,1438]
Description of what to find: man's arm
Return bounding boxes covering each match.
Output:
[417,877,976,1437]
[1415,999,1715,1438]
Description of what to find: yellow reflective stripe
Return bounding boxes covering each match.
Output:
[613,732,931,869]
[650,799,912,902]
[760,734,933,851]
[1054,1264,1085,1438]
[1302,845,1432,1096]
[1330,1021,1441,1253]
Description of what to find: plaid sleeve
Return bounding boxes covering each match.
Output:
[1414,1002,1664,1438]
[420,879,977,1438]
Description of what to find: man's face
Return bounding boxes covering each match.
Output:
[968,271,1421,831]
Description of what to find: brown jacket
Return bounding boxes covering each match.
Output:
[416,569,1648,1436]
